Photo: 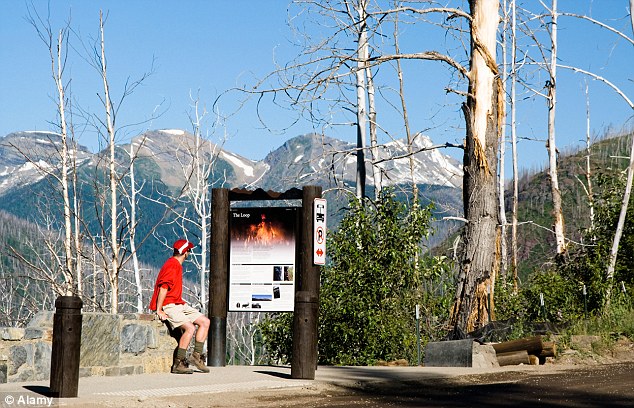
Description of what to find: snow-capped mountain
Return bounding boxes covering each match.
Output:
[255,133,462,192]
[0,131,92,195]
[0,129,462,197]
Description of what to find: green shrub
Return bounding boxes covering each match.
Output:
[521,270,584,322]
[258,189,453,366]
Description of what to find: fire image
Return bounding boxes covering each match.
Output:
[245,214,283,246]
[231,209,294,248]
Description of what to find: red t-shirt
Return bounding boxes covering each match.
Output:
[149,257,186,311]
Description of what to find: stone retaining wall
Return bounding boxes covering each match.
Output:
[0,311,177,383]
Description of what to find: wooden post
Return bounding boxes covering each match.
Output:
[50,295,82,398]
[209,188,229,367]
[291,185,322,380]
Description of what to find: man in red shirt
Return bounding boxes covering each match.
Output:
[150,239,210,374]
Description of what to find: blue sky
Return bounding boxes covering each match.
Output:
[1,1,632,173]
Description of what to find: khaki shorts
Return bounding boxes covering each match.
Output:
[162,304,203,328]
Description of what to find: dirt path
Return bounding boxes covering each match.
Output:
[158,362,634,408]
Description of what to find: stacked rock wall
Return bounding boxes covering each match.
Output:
[0,312,177,383]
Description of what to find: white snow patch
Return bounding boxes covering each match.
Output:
[18,160,51,173]
[221,151,254,177]
[35,138,58,145]
[293,155,304,163]
[244,164,270,189]
[0,166,14,176]
[160,129,185,136]
[19,162,38,172]
[23,130,62,136]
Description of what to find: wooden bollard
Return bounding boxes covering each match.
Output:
[291,291,318,380]
[50,296,83,398]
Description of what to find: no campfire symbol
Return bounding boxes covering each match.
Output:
[313,198,327,265]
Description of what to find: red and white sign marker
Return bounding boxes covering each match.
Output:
[313,198,327,265]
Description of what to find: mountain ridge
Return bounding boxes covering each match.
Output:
[0,129,463,197]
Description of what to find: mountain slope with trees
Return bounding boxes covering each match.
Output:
[510,130,634,282]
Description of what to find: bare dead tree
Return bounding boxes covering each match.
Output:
[498,0,509,283]
[582,81,595,232]
[392,6,418,202]
[544,0,567,257]
[21,5,77,296]
[72,10,176,314]
[228,1,471,201]
[226,312,266,365]
[510,0,520,293]
[522,3,634,307]
[604,0,634,308]
[121,142,144,312]
[366,63,382,198]
[354,0,370,199]
[171,96,225,312]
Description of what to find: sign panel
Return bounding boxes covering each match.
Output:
[313,198,327,265]
[228,207,297,312]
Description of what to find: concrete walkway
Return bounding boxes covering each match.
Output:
[0,364,541,407]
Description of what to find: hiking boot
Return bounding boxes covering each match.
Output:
[171,357,193,374]
[191,351,210,373]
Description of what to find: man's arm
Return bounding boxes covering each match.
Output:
[155,286,169,321]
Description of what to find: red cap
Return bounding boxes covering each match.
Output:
[173,239,194,254]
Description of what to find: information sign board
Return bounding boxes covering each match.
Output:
[228,207,297,312]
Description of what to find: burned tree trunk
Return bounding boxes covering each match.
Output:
[451,0,501,334]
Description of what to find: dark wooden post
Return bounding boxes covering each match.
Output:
[291,185,322,379]
[209,188,229,367]
[49,295,82,398]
